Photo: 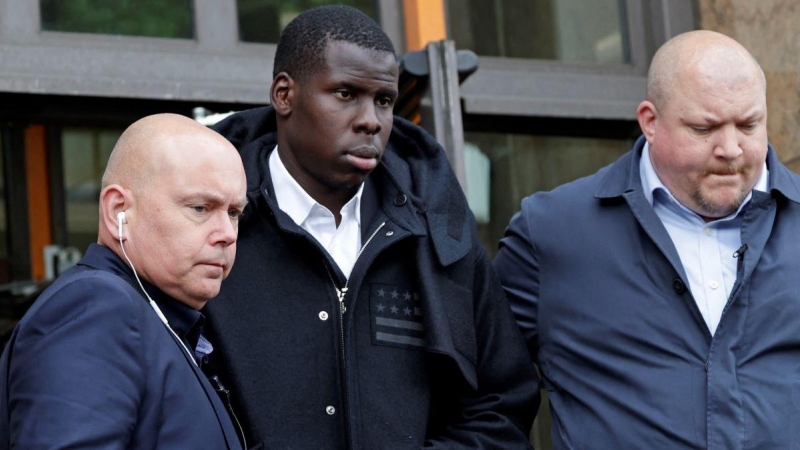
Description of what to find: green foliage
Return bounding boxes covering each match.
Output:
[40,0,194,39]
[237,0,378,43]
[39,0,378,42]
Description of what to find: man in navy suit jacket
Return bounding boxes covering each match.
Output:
[0,114,247,449]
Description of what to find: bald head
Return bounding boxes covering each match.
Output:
[647,30,766,110]
[102,113,237,194]
[98,113,247,308]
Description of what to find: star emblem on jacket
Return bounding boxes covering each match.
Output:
[370,283,425,349]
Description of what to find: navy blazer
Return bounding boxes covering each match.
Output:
[0,244,242,449]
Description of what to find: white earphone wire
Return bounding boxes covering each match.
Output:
[118,230,198,367]
[118,215,249,448]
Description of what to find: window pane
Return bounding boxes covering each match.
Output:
[62,128,121,253]
[40,0,194,39]
[237,0,378,43]
[464,132,633,258]
[448,0,630,63]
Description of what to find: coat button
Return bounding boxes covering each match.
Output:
[319,311,328,321]
[326,406,336,415]
[672,278,686,295]
[394,194,408,206]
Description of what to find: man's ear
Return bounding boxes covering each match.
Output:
[99,184,131,242]
[271,73,295,117]
[637,100,658,143]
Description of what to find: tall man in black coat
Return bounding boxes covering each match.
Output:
[203,5,539,449]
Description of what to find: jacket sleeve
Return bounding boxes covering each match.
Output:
[493,198,541,362]
[423,247,541,449]
[6,276,144,448]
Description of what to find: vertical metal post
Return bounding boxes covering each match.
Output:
[419,40,467,192]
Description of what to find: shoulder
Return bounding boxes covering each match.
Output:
[519,144,641,220]
[213,107,277,194]
[211,107,276,148]
[501,160,632,257]
[15,268,145,339]
[520,164,612,219]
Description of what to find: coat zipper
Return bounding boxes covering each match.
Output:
[326,221,386,359]
[323,221,386,447]
[209,375,247,449]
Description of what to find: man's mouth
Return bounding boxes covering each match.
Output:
[200,261,226,272]
[706,163,746,177]
[345,147,379,171]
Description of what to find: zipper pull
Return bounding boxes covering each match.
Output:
[338,287,348,314]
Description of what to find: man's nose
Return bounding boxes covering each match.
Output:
[714,125,744,160]
[211,212,238,246]
[354,101,381,135]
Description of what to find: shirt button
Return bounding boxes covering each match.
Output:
[672,278,686,295]
[709,280,719,289]
[326,406,336,415]
[319,311,329,321]
[704,227,713,236]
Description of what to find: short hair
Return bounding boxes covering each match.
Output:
[273,5,395,81]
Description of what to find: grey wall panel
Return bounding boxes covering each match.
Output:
[0,37,273,103]
[459,59,646,120]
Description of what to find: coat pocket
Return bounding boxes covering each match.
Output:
[441,280,478,366]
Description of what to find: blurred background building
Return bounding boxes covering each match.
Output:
[0,1,797,447]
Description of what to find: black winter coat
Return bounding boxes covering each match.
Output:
[204,107,539,449]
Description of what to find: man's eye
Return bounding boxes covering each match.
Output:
[377,97,395,108]
[228,210,244,220]
[334,90,353,100]
[192,205,208,213]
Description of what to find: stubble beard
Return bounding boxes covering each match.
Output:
[691,164,752,219]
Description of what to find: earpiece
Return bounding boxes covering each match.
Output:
[117,211,127,240]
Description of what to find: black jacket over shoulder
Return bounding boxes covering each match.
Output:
[204,107,538,450]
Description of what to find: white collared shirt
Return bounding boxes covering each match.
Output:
[269,146,363,279]
[640,142,768,335]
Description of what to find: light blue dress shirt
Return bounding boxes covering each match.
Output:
[639,143,768,334]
